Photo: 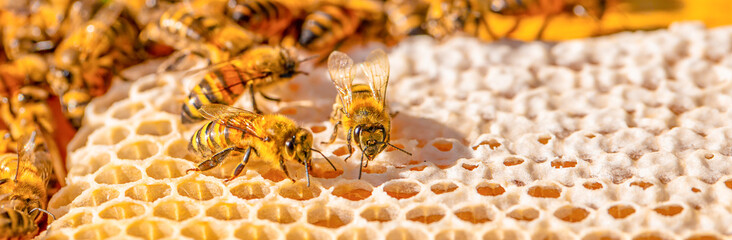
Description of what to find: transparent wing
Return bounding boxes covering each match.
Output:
[360,49,389,106]
[199,104,263,139]
[327,51,355,111]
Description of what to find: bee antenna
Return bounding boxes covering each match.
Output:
[305,161,310,187]
[29,208,56,221]
[298,55,319,63]
[387,142,412,156]
[311,148,337,171]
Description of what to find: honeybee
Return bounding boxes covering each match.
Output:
[186,104,335,186]
[181,45,306,123]
[1,11,55,60]
[225,0,298,41]
[298,1,382,52]
[0,131,57,239]
[325,49,410,179]
[383,0,430,42]
[424,0,496,41]
[46,2,143,128]
[0,54,49,85]
[489,0,684,39]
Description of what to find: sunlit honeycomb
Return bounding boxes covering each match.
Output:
[44,23,732,239]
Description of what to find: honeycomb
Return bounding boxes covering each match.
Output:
[43,22,732,239]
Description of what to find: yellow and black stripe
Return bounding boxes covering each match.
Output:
[298,4,360,50]
[226,0,295,38]
[384,0,429,38]
[181,62,258,123]
[157,6,221,41]
[0,208,37,238]
[489,0,565,16]
[189,120,247,157]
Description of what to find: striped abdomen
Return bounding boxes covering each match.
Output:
[188,121,245,157]
[490,0,565,16]
[157,6,220,43]
[298,5,360,50]
[385,0,429,37]
[226,0,295,37]
[181,64,258,123]
[0,208,38,239]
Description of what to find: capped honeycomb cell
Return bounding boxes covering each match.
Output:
[99,202,146,219]
[206,202,248,220]
[153,200,199,221]
[234,224,279,240]
[406,205,446,224]
[117,140,159,160]
[125,183,171,202]
[360,204,397,223]
[126,220,174,240]
[331,181,373,201]
[177,179,223,201]
[257,204,301,224]
[383,180,421,199]
[307,205,353,228]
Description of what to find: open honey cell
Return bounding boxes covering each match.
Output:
[632,232,675,240]
[206,202,249,220]
[435,230,474,240]
[117,140,159,160]
[278,182,321,201]
[99,202,146,220]
[145,158,189,179]
[136,119,173,136]
[72,187,119,207]
[166,139,197,161]
[125,183,171,202]
[385,228,428,240]
[383,180,421,199]
[482,229,524,240]
[177,179,223,201]
[331,181,373,201]
[234,224,279,240]
[553,205,590,223]
[126,220,174,240]
[507,207,540,222]
[48,182,88,210]
[90,126,129,145]
[454,205,493,224]
[55,212,93,229]
[581,231,623,240]
[472,139,501,150]
[360,204,397,223]
[527,185,562,198]
[230,181,270,200]
[94,164,142,184]
[337,228,378,240]
[430,181,459,195]
[181,221,224,240]
[112,102,146,120]
[307,205,353,228]
[653,204,684,217]
[607,204,636,219]
[405,205,446,224]
[257,204,301,224]
[286,226,329,240]
[73,224,121,240]
[153,200,200,221]
[476,182,505,196]
[431,139,454,152]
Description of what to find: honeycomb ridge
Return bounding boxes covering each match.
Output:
[45,22,732,239]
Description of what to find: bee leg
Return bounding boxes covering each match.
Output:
[0,178,7,185]
[225,147,252,183]
[342,128,354,162]
[323,121,341,144]
[358,153,365,179]
[186,147,237,174]
[505,18,522,38]
[279,158,295,183]
[535,14,555,40]
[259,91,281,102]
[249,83,263,114]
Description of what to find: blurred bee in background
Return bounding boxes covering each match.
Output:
[225,0,299,43]
[424,0,497,41]
[186,104,335,186]
[46,2,144,129]
[383,0,430,43]
[0,54,49,85]
[181,45,307,123]
[297,0,382,55]
[489,0,684,39]
[325,49,410,179]
[0,131,57,239]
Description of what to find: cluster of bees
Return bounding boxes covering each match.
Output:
[0,0,685,238]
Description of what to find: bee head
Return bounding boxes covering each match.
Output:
[354,124,388,161]
[277,48,298,79]
[284,128,313,168]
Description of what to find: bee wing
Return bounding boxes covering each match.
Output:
[327,51,356,111]
[199,104,264,139]
[360,49,389,106]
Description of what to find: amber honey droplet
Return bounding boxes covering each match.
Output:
[630,181,653,190]
[583,182,603,190]
[653,204,683,216]
[507,208,539,221]
[432,140,453,152]
[725,179,732,190]
[310,125,326,133]
[550,159,577,168]
[553,206,589,223]
[472,139,501,150]
[461,163,478,170]
[538,135,551,145]
[685,234,721,240]
[527,186,561,198]
[608,205,636,219]
[430,182,458,195]
[476,182,505,196]
[503,157,524,166]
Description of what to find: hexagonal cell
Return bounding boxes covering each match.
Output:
[257,204,301,224]
[307,205,353,228]
[482,229,525,240]
[72,187,119,207]
[332,145,349,156]
[278,182,321,201]
[461,163,478,171]
[181,221,224,240]
[383,180,421,199]
[112,102,145,119]
[360,204,397,223]
[553,206,590,223]
[506,208,540,222]
[125,183,171,202]
[431,181,459,195]
[48,182,88,210]
[73,224,120,239]
[310,160,344,179]
[126,220,174,240]
[94,164,142,184]
[234,224,279,240]
[177,179,223,201]
[583,181,603,190]
[435,230,474,240]
[472,139,501,150]
[206,202,248,220]
[630,181,654,190]
[55,212,93,229]
[405,205,446,224]
[99,202,146,220]
[581,231,622,240]
[230,181,270,200]
[550,159,577,168]
[503,156,524,166]
[385,228,429,240]
[117,140,159,160]
[454,205,493,224]
[527,185,562,198]
[632,232,675,240]
[607,204,636,219]
[72,152,111,177]
[90,126,130,145]
[476,182,505,197]
[653,204,684,217]
[331,181,373,201]
[337,228,379,240]
[145,158,189,179]
[136,120,173,136]
[286,226,329,240]
[153,200,199,221]
[166,139,197,161]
